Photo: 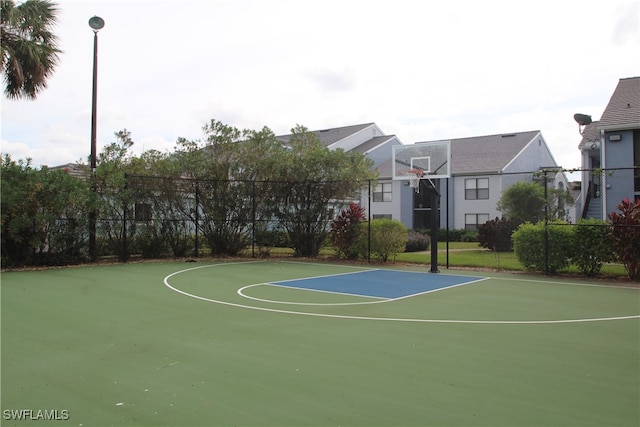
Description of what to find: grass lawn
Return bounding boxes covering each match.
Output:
[240,241,629,278]
[397,246,522,270]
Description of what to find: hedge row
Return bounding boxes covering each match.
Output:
[512,220,614,276]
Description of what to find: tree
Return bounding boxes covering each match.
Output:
[477,217,519,252]
[173,120,286,256]
[1,155,89,266]
[497,181,545,223]
[125,150,193,258]
[270,125,376,257]
[608,198,640,281]
[93,129,144,259]
[1,0,61,99]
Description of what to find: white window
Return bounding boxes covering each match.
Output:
[465,178,489,200]
[465,213,489,230]
[373,182,392,202]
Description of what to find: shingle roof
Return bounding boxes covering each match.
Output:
[598,77,640,130]
[377,157,394,178]
[50,163,88,179]
[351,135,395,154]
[276,123,375,146]
[418,130,541,174]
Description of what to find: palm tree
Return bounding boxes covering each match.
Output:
[1,0,61,99]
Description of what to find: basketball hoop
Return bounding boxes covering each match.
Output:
[407,168,424,193]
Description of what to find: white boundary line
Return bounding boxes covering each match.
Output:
[492,276,640,290]
[240,270,486,305]
[238,283,390,306]
[163,262,640,325]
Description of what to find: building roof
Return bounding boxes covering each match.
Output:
[276,122,375,146]
[350,135,396,154]
[598,76,640,130]
[49,163,87,179]
[417,130,542,174]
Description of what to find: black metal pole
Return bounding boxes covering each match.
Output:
[429,183,439,273]
[194,181,199,258]
[544,171,549,275]
[251,180,256,258]
[368,179,372,263]
[446,178,450,269]
[122,173,128,262]
[89,29,99,262]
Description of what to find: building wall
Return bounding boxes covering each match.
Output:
[503,133,557,174]
[367,138,401,167]
[603,129,636,214]
[449,174,503,229]
[367,179,405,222]
[399,182,414,226]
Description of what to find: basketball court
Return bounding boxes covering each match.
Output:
[2,260,639,426]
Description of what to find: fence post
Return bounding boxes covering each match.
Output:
[306,182,312,256]
[367,179,372,263]
[544,170,549,275]
[194,180,199,258]
[251,180,256,258]
[122,173,128,262]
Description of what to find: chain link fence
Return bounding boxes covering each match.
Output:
[3,167,638,279]
[118,174,368,261]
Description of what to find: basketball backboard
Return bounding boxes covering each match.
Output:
[392,141,451,180]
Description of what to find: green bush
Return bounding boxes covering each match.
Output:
[415,228,477,242]
[460,230,479,242]
[438,228,468,242]
[254,228,291,248]
[572,219,614,276]
[361,219,408,262]
[512,221,574,274]
[136,226,169,259]
[405,230,430,252]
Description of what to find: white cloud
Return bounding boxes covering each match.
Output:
[1,0,638,173]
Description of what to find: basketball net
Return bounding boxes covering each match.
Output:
[408,169,424,193]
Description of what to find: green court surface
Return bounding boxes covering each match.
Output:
[1,260,639,426]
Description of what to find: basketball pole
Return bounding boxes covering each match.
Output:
[420,178,440,273]
[429,184,440,273]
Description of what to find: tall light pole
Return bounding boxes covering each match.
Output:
[88,16,104,261]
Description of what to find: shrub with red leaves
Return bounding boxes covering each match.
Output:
[608,198,640,281]
[330,202,366,259]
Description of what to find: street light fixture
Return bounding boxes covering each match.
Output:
[573,113,592,136]
[89,16,104,261]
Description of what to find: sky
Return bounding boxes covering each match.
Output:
[1,0,639,172]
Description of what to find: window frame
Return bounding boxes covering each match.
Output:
[373,182,393,202]
[465,213,489,230]
[465,178,489,200]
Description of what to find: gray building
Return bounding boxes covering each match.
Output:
[376,131,570,229]
[279,124,571,230]
[579,76,640,219]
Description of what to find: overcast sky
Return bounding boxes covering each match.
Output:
[2,0,639,171]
